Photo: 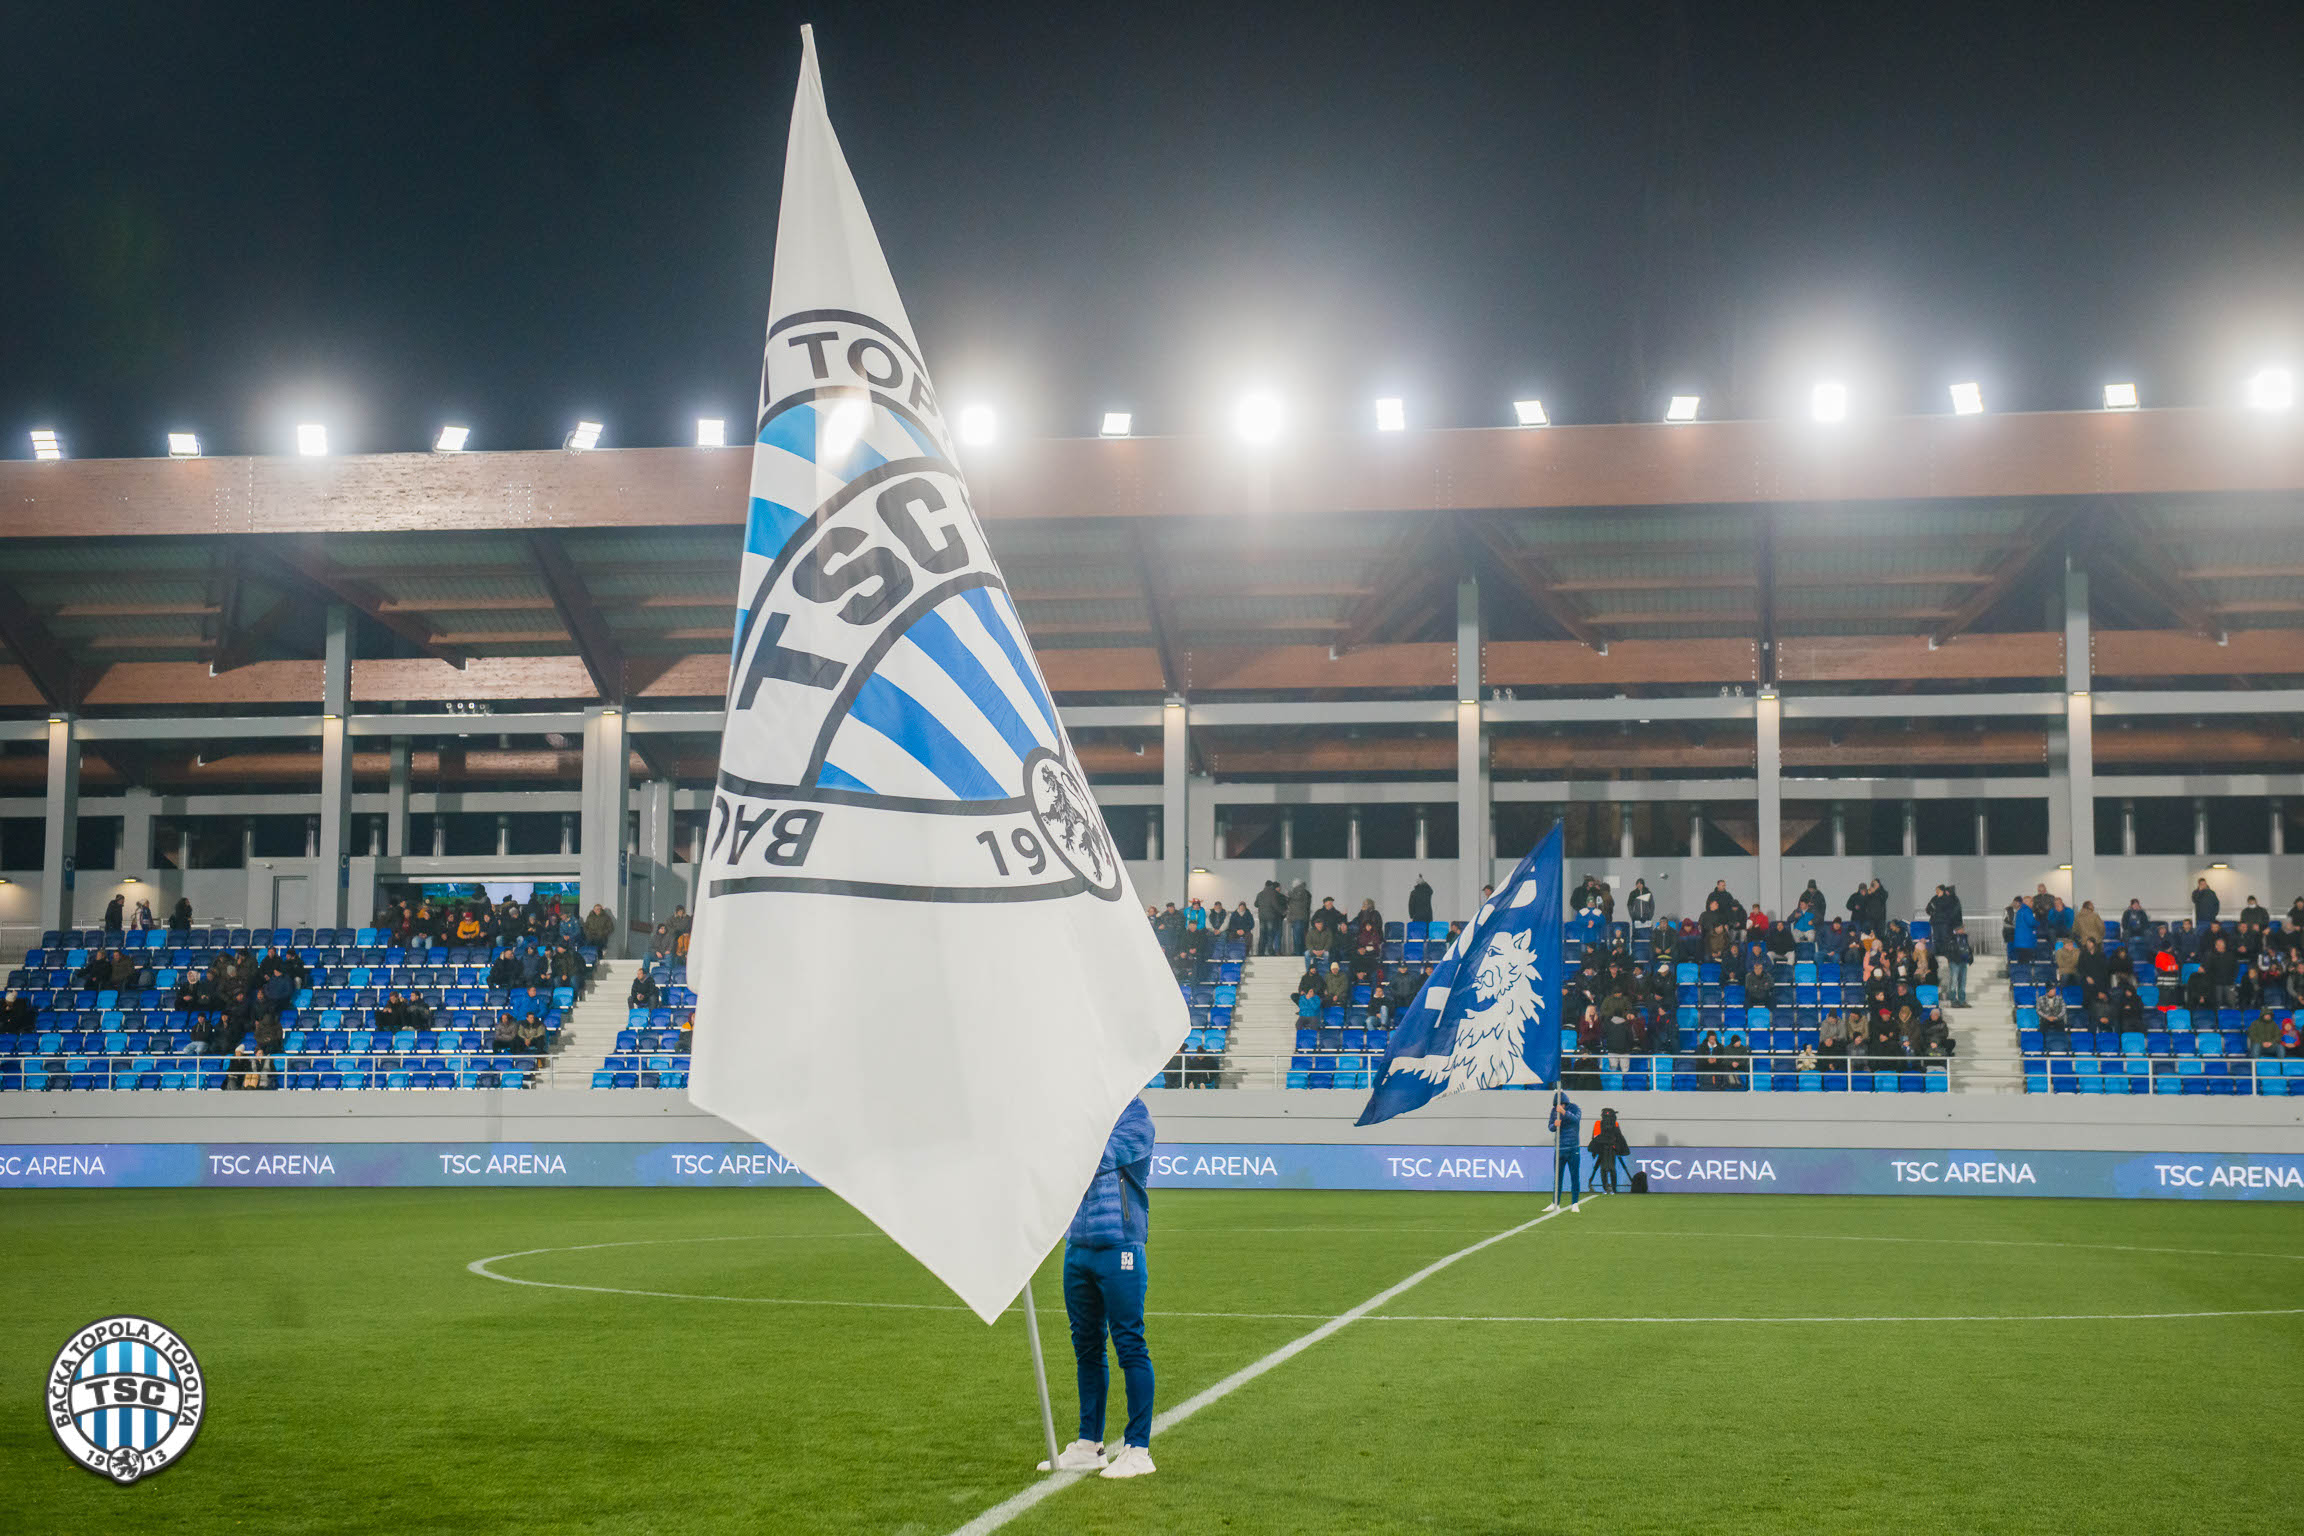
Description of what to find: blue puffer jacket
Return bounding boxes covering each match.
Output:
[1067,1098,1155,1249]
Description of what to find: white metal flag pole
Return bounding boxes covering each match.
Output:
[1020,1286,1063,1472]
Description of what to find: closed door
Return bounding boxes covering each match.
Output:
[272,875,311,927]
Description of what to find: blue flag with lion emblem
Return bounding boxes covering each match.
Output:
[1357,824,1564,1126]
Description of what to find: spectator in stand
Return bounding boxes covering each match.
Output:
[1407,873,1434,927]
[2035,985,2069,1052]
[1743,955,1774,1011]
[583,904,615,951]
[455,908,485,944]
[1384,964,1422,1027]
[2248,1009,2283,1058]
[2287,896,2304,936]
[2283,1016,2304,1058]
[1626,878,1655,924]
[487,947,523,989]
[2009,895,2039,961]
[2239,894,2271,931]
[1321,962,1351,1009]
[167,896,193,934]
[629,968,660,1009]
[1254,881,1286,957]
[1228,901,1258,945]
[2192,878,2220,929]
[2120,898,2150,939]
[1306,898,1345,960]
[1285,880,1311,955]
[2255,946,2289,1010]
[492,1010,523,1050]
[2073,900,2105,949]
[1294,982,1322,1033]
[2204,936,2242,1010]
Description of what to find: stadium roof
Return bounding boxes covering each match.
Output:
[1,407,2300,715]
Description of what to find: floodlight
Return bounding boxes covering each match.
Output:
[1100,411,1133,437]
[167,432,201,458]
[695,418,725,447]
[1235,391,1283,442]
[1664,395,1700,423]
[820,398,869,457]
[1512,399,1548,427]
[434,425,469,452]
[565,420,603,451]
[2102,382,2139,411]
[296,423,328,456]
[1811,380,1848,423]
[957,405,997,446]
[2246,367,2294,412]
[30,429,62,460]
[1374,396,1406,432]
[1949,381,1983,416]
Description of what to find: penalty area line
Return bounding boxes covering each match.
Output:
[944,1197,1590,1536]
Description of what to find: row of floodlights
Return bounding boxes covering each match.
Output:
[21,370,2297,460]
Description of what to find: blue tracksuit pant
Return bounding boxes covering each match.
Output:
[1554,1145,1583,1203]
[1063,1240,1153,1448]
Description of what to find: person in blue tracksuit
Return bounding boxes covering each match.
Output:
[1547,1090,1583,1211]
[1043,1097,1159,1480]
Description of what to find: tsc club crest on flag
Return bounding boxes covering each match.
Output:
[1358,824,1565,1126]
[689,27,1188,1324]
[47,1316,205,1484]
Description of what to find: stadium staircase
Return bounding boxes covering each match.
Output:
[567,959,640,1075]
[1228,954,1306,1088]
[1947,952,2021,1093]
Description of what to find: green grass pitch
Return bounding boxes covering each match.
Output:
[2,1186,2297,1533]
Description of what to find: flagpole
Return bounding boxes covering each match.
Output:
[1020,1285,1063,1471]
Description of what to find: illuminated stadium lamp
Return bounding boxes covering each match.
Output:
[167,432,201,458]
[957,405,997,446]
[1949,381,1984,416]
[564,420,603,451]
[434,425,469,453]
[1100,411,1133,437]
[1664,395,1700,423]
[2210,862,2230,870]
[1374,396,1406,432]
[1811,380,1849,423]
[2246,367,2293,412]
[1235,391,1283,443]
[30,428,62,460]
[695,418,725,447]
[296,423,328,456]
[2102,382,2139,411]
[1512,399,1549,427]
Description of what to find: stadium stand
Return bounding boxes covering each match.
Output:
[0,908,594,1091]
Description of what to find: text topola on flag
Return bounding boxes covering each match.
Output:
[1358,824,1564,1127]
[687,27,1188,1324]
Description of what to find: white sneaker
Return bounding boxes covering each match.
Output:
[1543,1202,1560,1213]
[1100,1444,1156,1479]
[1038,1439,1105,1472]
[1570,1201,1582,1213]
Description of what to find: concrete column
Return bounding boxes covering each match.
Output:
[1347,807,1362,861]
[430,818,445,858]
[1901,800,1918,857]
[1757,692,1783,915]
[2064,560,2095,907]
[1145,807,1161,863]
[1161,698,1187,907]
[41,715,81,932]
[1975,802,1991,858]
[1830,802,1846,857]
[1414,806,1429,862]
[579,706,632,954]
[385,738,410,857]
[495,813,511,857]
[637,779,674,929]
[560,811,575,855]
[2192,797,2209,859]
[1618,809,1636,861]
[2121,798,2137,856]
[1280,807,1295,861]
[120,787,155,875]
[1455,579,1487,919]
[2273,800,2287,857]
[1688,809,1704,858]
[314,605,354,927]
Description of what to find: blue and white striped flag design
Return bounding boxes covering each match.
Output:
[1358,823,1564,1125]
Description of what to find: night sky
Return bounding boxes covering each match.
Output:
[6,0,2301,458]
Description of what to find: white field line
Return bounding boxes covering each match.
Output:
[942,1199,1588,1536]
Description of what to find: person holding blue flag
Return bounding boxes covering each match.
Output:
[1547,1090,1584,1212]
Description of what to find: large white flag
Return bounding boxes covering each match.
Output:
[688,27,1189,1324]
